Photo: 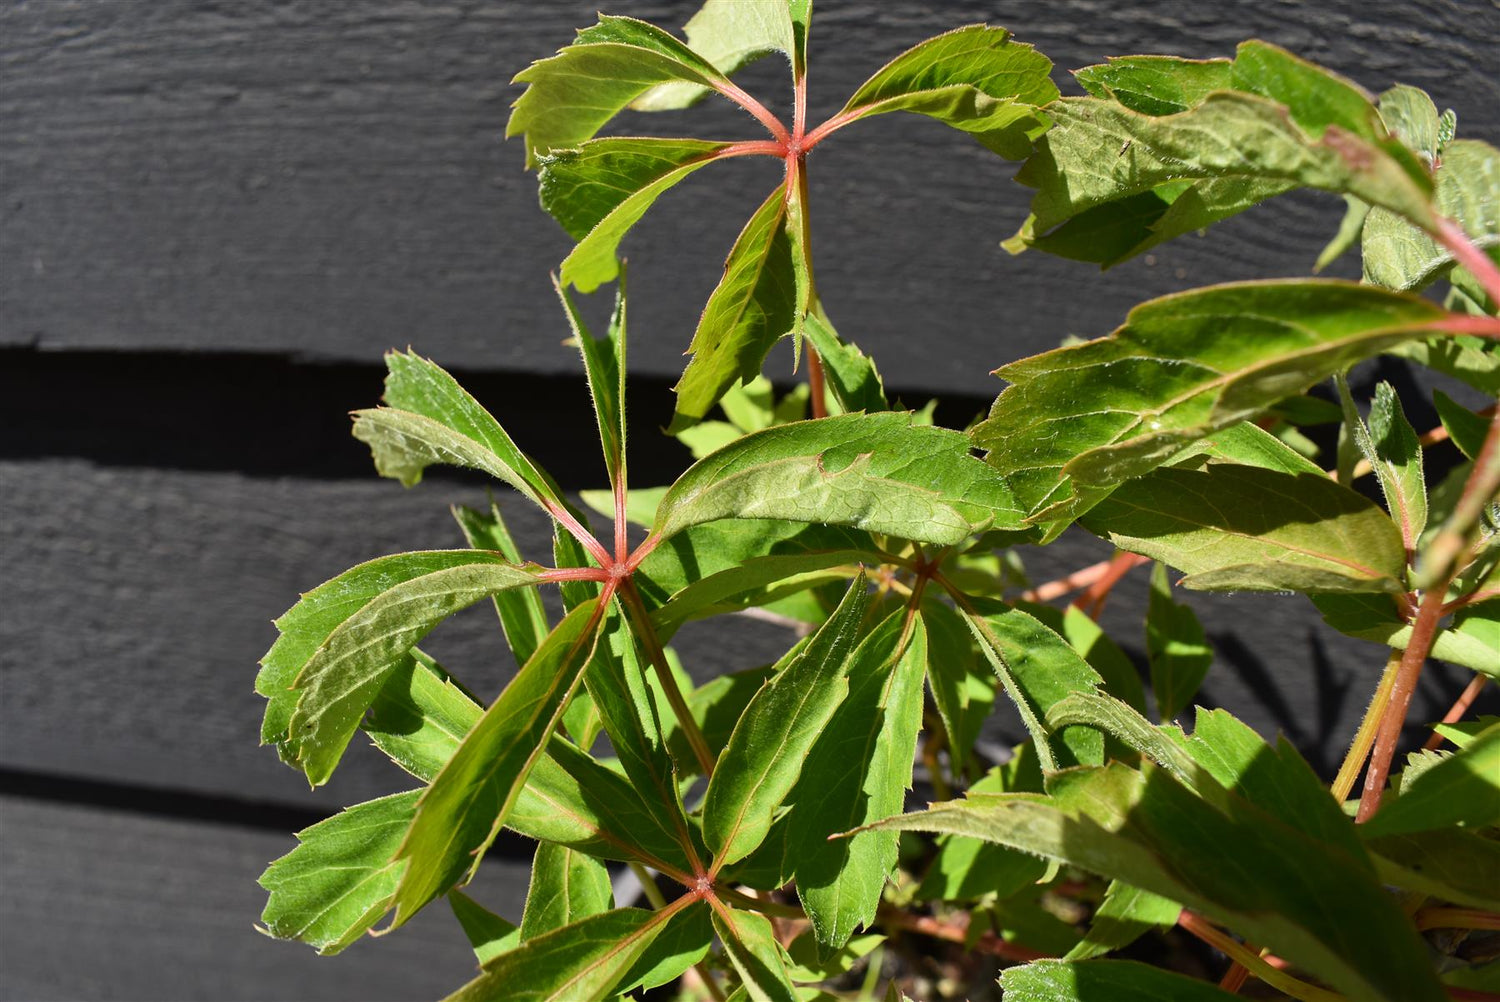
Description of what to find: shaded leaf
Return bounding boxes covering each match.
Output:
[616,899,713,994]
[558,277,629,487]
[258,791,416,955]
[784,931,884,984]
[973,280,1451,527]
[921,598,995,773]
[507,15,728,166]
[836,24,1057,159]
[1360,720,1500,838]
[788,611,926,950]
[703,575,871,866]
[1022,601,1147,716]
[1368,828,1500,911]
[657,412,1026,546]
[1146,564,1214,720]
[520,843,614,941]
[1359,381,1428,550]
[1312,592,1500,677]
[1074,56,1231,116]
[259,550,541,786]
[1082,464,1408,594]
[363,648,479,782]
[1434,388,1494,462]
[444,904,684,1002]
[544,139,733,293]
[1063,881,1182,961]
[1002,959,1243,1001]
[454,503,551,665]
[870,762,1446,1002]
[713,908,798,1002]
[672,184,801,430]
[353,351,568,513]
[449,891,521,965]
[391,599,606,926]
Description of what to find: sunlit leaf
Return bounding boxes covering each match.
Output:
[1364,140,1500,291]
[633,0,801,111]
[713,908,799,1002]
[520,843,614,941]
[1063,882,1182,961]
[449,891,520,965]
[1002,959,1243,1001]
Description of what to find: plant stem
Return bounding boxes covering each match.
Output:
[618,579,717,777]
[1331,650,1403,803]
[1415,907,1500,932]
[1021,556,1122,603]
[1419,411,1500,592]
[875,906,1049,962]
[1072,551,1150,620]
[1177,911,1345,1002]
[1433,217,1500,307]
[1423,674,1489,750]
[629,862,669,909]
[712,79,790,146]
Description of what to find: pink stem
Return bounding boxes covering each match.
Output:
[1422,314,1500,340]
[538,566,612,584]
[544,500,614,569]
[801,109,860,151]
[1434,217,1500,307]
[713,79,790,146]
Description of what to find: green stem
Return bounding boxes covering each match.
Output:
[629,862,669,910]
[1330,649,1402,804]
[618,579,717,778]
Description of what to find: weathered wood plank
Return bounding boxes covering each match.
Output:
[4,1,1494,397]
[0,793,532,1001]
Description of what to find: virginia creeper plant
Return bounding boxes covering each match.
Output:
[254,4,1500,1000]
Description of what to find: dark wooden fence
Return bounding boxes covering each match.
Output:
[3,1,1496,998]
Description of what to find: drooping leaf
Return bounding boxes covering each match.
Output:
[802,311,888,415]
[965,601,1105,772]
[1063,881,1182,961]
[507,15,729,167]
[558,277,629,490]
[543,139,734,293]
[672,184,801,430]
[1376,85,1442,164]
[1081,464,1408,594]
[869,762,1446,1002]
[1359,720,1500,838]
[1316,194,1371,272]
[834,24,1058,159]
[443,904,684,1002]
[362,648,481,781]
[454,504,551,666]
[391,599,606,926]
[1363,140,1500,291]
[656,411,1026,546]
[1045,692,1209,796]
[259,550,541,786]
[449,891,521,965]
[258,791,417,955]
[703,575,871,866]
[973,280,1452,527]
[788,610,926,950]
[520,842,615,941]
[914,760,1047,903]
[633,0,801,111]
[713,908,799,1002]
[1001,959,1244,1001]
[1145,564,1214,720]
[353,351,569,514]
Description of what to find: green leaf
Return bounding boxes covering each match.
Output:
[802,312,888,415]
[784,931,884,985]
[1391,335,1500,396]
[520,843,615,941]
[973,280,1452,527]
[662,664,773,777]
[1435,715,1500,748]
[1045,692,1212,797]
[1074,56,1231,116]
[1312,592,1500,676]
[836,25,1057,159]
[444,904,684,1002]
[258,791,416,955]
[449,891,521,965]
[391,599,605,926]
[1377,85,1442,164]
[703,575,870,866]
[966,601,1106,772]
[713,908,799,1002]
[260,550,541,786]
[1082,464,1408,594]
[1367,828,1500,911]
[1146,564,1214,720]
[555,278,630,490]
[1001,959,1244,1001]
[1361,381,1428,549]
[1363,140,1500,291]
[1021,602,1147,716]
[353,351,568,514]
[672,184,801,430]
[920,599,995,773]
[869,762,1446,1002]
[454,503,551,666]
[1316,194,1371,272]
[633,0,800,111]
[1360,720,1500,838]
[656,412,1026,546]
[1063,882,1182,961]
[507,15,729,167]
[363,649,479,781]
[615,900,713,995]
[544,139,733,293]
[1434,389,1493,461]
[788,610,926,950]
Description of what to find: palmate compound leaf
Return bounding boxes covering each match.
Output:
[257,550,543,786]
[655,411,1027,547]
[1001,959,1244,1001]
[541,138,735,294]
[258,790,418,955]
[389,598,607,927]
[702,574,870,867]
[1081,463,1409,594]
[631,0,806,111]
[865,761,1447,1002]
[785,609,927,951]
[443,899,707,1002]
[352,351,569,516]
[507,15,730,168]
[832,24,1058,160]
[1007,41,1437,267]
[971,279,1454,530]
